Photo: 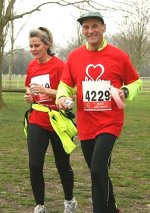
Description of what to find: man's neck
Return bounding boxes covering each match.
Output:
[86,38,107,51]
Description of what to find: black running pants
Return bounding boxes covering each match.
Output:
[81,133,118,213]
[27,124,74,205]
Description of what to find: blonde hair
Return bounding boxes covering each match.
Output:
[29,27,54,56]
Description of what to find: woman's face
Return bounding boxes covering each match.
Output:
[29,37,49,62]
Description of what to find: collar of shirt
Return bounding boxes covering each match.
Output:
[86,38,107,51]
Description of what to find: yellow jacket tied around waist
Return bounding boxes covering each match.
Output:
[24,104,77,154]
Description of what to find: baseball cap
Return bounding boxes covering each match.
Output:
[77,11,104,25]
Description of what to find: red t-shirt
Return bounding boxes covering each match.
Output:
[61,44,139,140]
[25,56,65,131]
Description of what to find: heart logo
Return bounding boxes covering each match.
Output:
[85,64,104,81]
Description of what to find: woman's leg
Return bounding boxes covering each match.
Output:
[27,124,49,205]
[50,131,74,200]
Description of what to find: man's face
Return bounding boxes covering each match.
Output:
[82,18,106,49]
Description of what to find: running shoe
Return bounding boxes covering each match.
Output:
[33,205,46,213]
[64,197,77,213]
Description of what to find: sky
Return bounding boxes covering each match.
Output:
[7,0,126,50]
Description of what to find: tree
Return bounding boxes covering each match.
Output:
[7,1,14,88]
[3,49,32,75]
[55,12,85,61]
[111,0,150,74]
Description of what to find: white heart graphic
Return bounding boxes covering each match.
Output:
[86,64,104,81]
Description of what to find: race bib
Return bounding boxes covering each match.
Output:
[82,80,111,111]
[31,74,52,103]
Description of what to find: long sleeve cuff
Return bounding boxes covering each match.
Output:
[121,78,142,101]
[56,81,76,103]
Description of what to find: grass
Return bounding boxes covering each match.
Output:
[0,92,150,213]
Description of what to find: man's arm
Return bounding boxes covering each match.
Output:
[121,78,142,101]
[56,81,76,109]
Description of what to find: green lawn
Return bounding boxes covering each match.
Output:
[0,93,149,213]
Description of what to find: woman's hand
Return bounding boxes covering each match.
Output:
[24,92,33,103]
[30,83,46,94]
[30,83,56,96]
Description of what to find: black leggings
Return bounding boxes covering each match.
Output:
[81,133,118,213]
[27,124,74,205]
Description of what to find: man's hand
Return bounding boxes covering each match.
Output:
[117,88,125,102]
[110,86,125,109]
[57,97,73,110]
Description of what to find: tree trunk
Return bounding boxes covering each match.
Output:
[0,21,6,108]
[8,6,14,88]
[0,50,6,108]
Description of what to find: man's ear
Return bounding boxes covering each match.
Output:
[102,24,106,33]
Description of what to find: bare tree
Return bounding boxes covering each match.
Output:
[7,2,14,88]
[111,0,150,73]
[55,33,85,61]
[55,8,86,61]
[7,6,32,88]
